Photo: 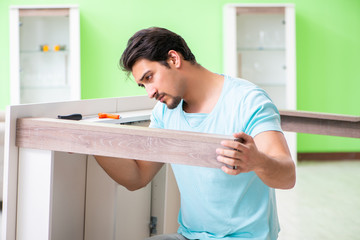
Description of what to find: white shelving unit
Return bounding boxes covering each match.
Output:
[9,5,81,104]
[223,4,297,160]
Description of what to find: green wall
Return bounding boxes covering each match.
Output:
[1,0,359,152]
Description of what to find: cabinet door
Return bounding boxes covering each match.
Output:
[84,156,152,240]
[16,150,87,240]
[151,164,180,236]
[9,6,80,104]
[224,5,296,109]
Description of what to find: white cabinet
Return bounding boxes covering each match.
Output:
[9,5,80,104]
[2,96,179,240]
[223,4,297,160]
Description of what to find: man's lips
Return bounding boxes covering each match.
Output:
[156,94,165,102]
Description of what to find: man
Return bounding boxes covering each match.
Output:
[95,27,296,240]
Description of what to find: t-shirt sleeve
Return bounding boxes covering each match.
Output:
[149,102,165,129]
[241,89,282,137]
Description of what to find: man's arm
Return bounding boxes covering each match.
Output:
[216,131,296,189]
[95,156,164,191]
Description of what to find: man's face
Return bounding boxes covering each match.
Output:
[132,58,183,109]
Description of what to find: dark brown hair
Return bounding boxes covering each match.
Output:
[120,27,197,72]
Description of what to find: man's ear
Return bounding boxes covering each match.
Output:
[167,50,181,68]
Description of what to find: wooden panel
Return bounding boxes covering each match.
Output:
[16,118,230,168]
[51,152,87,240]
[16,150,86,240]
[163,165,180,234]
[236,7,284,15]
[298,152,360,161]
[279,110,360,138]
[150,166,166,235]
[84,156,151,240]
[84,156,117,240]
[115,177,152,239]
[280,110,360,122]
[16,148,53,240]
[150,164,180,236]
[15,110,360,171]
[19,8,69,17]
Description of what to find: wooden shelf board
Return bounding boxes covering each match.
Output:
[16,118,232,168]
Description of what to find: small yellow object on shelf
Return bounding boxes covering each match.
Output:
[54,45,60,51]
[41,44,49,52]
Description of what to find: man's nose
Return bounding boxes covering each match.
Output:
[146,85,157,98]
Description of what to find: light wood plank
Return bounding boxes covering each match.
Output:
[280,110,360,122]
[279,110,360,138]
[15,110,360,171]
[16,118,230,168]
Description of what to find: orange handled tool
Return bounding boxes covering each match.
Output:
[98,113,120,119]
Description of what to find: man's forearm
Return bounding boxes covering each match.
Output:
[255,153,296,189]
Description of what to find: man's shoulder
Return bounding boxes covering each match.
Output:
[225,75,258,90]
[223,75,265,102]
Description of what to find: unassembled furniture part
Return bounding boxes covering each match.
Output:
[3,96,359,240]
[3,96,163,240]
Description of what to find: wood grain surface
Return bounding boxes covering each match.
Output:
[16,118,232,168]
[279,110,360,138]
[15,110,360,168]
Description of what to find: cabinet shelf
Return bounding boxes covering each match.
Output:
[20,50,69,54]
[21,85,69,90]
[238,47,285,52]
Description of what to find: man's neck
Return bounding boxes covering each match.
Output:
[182,64,224,114]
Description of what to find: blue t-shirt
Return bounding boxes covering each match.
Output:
[149,75,282,240]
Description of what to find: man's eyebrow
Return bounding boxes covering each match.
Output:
[138,70,151,82]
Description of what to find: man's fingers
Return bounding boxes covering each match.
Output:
[221,165,241,175]
[233,132,252,143]
[217,155,239,166]
[220,140,245,153]
[216,147,242,158]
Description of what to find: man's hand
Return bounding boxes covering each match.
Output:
[216,131,295,189]
[216,132,265,175]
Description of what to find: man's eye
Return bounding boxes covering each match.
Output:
[138,84,145,88]
[145,75,152,80]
